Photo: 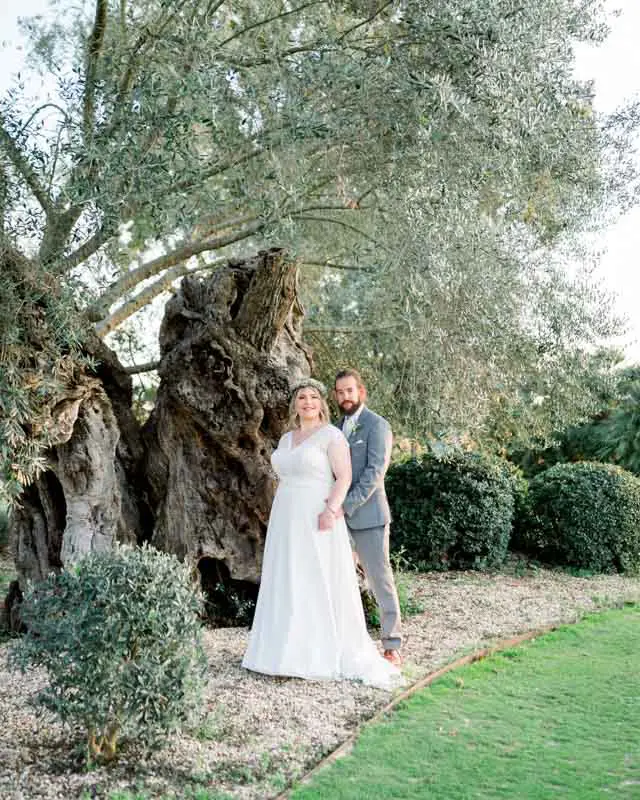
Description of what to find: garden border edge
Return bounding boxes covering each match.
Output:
[274,622,562,799]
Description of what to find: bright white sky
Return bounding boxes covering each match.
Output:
[573,2,640,359]
[1,1,639,359]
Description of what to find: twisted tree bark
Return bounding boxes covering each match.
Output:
[145,248,311,581]
[4,249,311,629]
[7,338,150,606]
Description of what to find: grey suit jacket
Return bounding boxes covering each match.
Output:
[341,406,393,530]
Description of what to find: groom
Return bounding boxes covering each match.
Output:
[334,368,402,666]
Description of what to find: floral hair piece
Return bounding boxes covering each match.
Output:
[290,377,328,398]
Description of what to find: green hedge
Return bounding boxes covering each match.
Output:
[387,451,515,570]
[525,461,640,573]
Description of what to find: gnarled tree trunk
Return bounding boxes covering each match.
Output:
[145,248,311,581]
[5,249,310,629]
[6,337,152,630]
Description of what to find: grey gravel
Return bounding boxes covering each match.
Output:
[1,564,639,799]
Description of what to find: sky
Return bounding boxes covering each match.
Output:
[573,2,640,359]
[1,0,639,358]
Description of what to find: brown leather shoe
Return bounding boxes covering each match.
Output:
[383,649,402,667]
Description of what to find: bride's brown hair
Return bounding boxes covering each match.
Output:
[287,381,330,430]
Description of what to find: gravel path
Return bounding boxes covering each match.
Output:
[1,566,639,800]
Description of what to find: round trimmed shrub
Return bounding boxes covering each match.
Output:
[387,451,515,570]
[10,544,207,761]
[526,461,640,573]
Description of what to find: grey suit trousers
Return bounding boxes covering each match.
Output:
[350,524,402,651]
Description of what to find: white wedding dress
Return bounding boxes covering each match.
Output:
[242,424,402,689]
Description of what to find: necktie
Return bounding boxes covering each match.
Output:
[343,416,355,439]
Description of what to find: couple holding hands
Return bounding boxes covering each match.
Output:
[243,369,403,690]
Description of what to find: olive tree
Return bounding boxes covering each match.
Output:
[0,0,636,600]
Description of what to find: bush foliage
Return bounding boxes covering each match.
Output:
[387,451,515,571]
[10,544,207,761]
[526,462,640,573]
[508,366,640,481]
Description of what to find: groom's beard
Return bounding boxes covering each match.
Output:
[339,400,362,417]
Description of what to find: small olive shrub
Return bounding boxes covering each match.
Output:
[526,462,640,573]
[11,544,207,761]
[387,451,514,570]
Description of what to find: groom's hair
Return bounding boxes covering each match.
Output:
[334,368,365,388]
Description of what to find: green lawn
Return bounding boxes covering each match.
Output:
[292,605,640,800]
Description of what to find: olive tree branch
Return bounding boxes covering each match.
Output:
[83,0,109,141]
[292,213,385,249]
[217,0,327,49]
[0,116,54,216]
[94,254,226,336]
[300,260,375,272]
[89,219,266,321]
[336,0,395,42]
[123,360,159,375]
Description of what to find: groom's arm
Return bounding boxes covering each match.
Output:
[343,418,392,517]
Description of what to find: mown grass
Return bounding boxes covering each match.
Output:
[292,604,640,799]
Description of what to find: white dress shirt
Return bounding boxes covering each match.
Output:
[342,404,365,439]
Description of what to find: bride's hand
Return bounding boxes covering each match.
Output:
[317,509,335,531]
[323,499,344,519]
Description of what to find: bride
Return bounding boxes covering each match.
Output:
[242,378,402,689]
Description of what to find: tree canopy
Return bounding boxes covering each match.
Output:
[0,0,637,502]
